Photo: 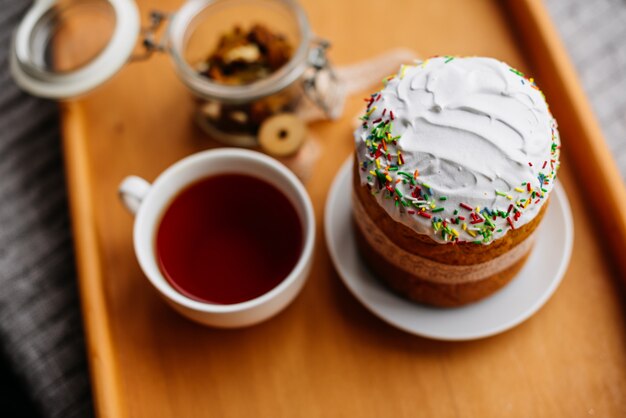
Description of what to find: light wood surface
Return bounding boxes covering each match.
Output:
[60,0,626,416]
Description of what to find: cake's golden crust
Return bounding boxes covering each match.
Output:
[353,160,547,266]
[355,224,531,306]
[352,159,547,307]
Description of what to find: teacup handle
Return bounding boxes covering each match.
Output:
[119,176,151,215]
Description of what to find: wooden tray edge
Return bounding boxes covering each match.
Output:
[508,0,626,277]
[61,102,125,418]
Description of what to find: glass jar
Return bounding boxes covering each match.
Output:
[11,0,341,147]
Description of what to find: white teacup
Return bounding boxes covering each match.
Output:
[118,149,315,328]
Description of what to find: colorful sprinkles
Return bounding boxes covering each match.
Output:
[357,57,561,245]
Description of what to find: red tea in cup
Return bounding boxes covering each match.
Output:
[156,174,303,304]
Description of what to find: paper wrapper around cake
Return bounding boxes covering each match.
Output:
[352,161,548,307]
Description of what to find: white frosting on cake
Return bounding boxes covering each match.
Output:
[354,56,560,244]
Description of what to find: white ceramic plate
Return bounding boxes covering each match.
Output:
[325,157,573,341]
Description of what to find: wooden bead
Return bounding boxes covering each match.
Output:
[258,113,306,157]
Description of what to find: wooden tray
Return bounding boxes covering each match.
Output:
[60,0,626,416]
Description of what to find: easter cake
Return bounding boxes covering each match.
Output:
[352,56,561,307]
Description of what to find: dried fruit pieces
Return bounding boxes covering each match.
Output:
[195,23,306,153]
[199,24,293,85]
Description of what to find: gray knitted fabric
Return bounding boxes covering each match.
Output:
[545,0,626,179]
[0,1,93,417]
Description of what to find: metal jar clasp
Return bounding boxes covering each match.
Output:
[302,38,345,119]
[131,11,170,61]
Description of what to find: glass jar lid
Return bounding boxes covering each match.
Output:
[10,0,140,99]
